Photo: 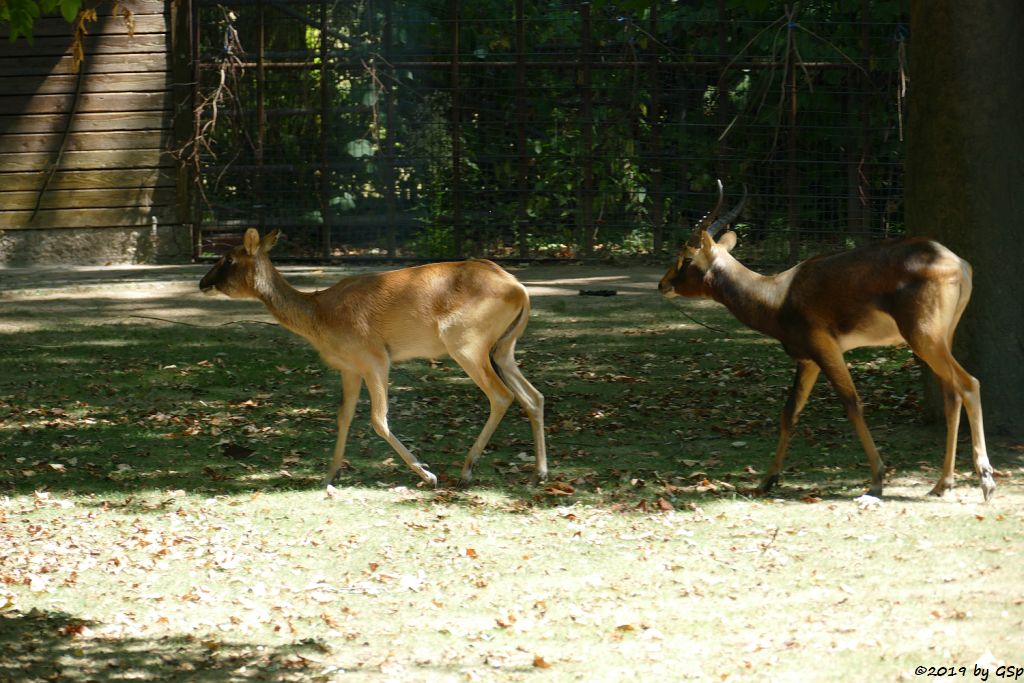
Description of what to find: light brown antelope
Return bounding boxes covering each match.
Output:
[199,228,546,489]
[659,181,995,501]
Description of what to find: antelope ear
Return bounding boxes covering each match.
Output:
[262,229,280,252]
[717,230,738,252]
[243,228,261,255]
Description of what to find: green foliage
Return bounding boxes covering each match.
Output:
[1,0,81,42]
[412,222,455,259]
[1,0,42,41]
[345,139,375,158]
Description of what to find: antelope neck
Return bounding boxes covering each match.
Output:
[253,259,319,337]
[706,256,788,340]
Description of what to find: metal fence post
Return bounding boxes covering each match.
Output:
[256,0,266,233]
[319,0,331,257]
[578,2,594,258]
[515,0,529,258]
[384,0,397,256]
[785,14,800,262]
[648,3,665,254]
[449,0,463,257]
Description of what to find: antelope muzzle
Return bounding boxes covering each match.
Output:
[199,258,227,295]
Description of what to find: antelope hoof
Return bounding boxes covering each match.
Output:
[980,472,996,503]
[928,478,953,497]
[758,474,779,494]
[322,461,352,487]
[533,468,548,485]
[420,469,438,489]
[867,483,883,498]
[456,472,473,489]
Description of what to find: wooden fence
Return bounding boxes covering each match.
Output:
[0,0,191,264]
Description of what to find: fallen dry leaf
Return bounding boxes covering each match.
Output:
[496,613,517,628]
[544,481,575,496]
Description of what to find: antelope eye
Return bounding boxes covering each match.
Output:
[224,255,234,265]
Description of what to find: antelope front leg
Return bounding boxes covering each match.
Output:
[760,359,819,493]
[324,370,362,487]
[818,351,885,497]
[364,368,438,488]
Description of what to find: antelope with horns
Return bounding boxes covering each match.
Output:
[658,181,995,501]
[199,229,546,489]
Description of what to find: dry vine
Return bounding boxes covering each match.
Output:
[171,5,247,208]
[31,2,135,221]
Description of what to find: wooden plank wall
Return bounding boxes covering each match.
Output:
[0,0,187,261]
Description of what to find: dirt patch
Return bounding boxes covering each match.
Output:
[0,262,668,333]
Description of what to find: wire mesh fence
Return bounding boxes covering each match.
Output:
[188,0,908,264]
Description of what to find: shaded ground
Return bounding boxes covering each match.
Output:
[0,261,667,332]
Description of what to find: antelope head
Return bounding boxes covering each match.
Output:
[200,228,280,299]
[658,181,747,298]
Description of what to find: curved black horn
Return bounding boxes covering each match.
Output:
[707,184,748,237]
[687,179,724,245]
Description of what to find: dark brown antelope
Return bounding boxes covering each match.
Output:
[659,181,995,501]
[199,228,546,489]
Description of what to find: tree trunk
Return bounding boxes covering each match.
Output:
[905,0,1024,436]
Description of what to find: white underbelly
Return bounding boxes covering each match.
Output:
[837,311,905,352]
[390,338,448,362]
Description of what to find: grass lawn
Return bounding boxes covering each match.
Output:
[1,262,1022,682]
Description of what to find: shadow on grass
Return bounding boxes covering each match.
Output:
[0,266,210,293]
[0,608,335,682]
[0,263,459,299]
[2,290,1018,510]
